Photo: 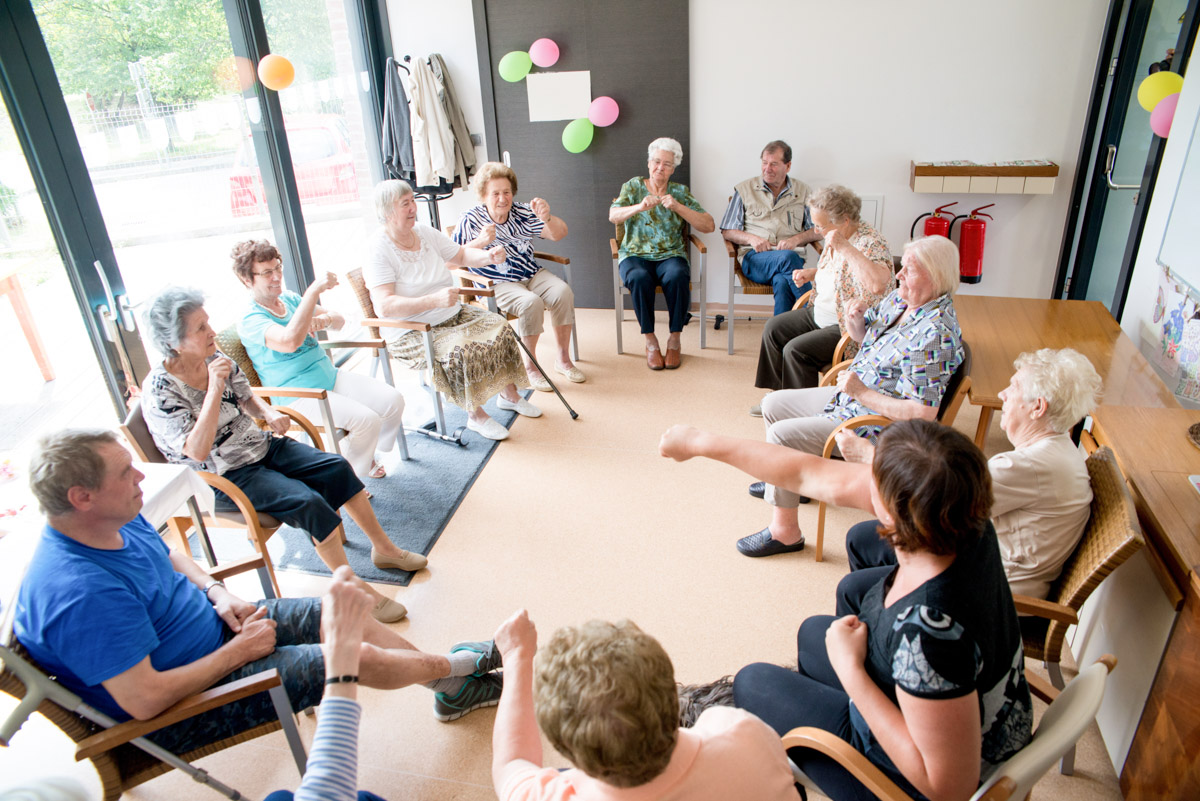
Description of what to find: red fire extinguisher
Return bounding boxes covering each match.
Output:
[950,204,994,284]
[909,202,958,240]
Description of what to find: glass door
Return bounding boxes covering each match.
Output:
[1056,0,1197,317]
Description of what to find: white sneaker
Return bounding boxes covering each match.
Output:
[496,396,542,418]
[467,415,509,440]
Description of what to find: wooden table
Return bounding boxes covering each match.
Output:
[1090,406,1200,800]
[0,271,54,382]
[954,295,1178,447]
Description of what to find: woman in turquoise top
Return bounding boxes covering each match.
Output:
[234,239,405,482]
[610,137,714,370]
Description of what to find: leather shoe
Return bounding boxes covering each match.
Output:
[664,345,681,369]
[371,596,408,623]
[372,547,428,572]
[749,481,765,499]
[737,528,805,557]
[646,345,665,370]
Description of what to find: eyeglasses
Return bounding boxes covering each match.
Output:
[254,266,284,277]
[649,158,675,168]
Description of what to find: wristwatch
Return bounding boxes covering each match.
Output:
[202,579,226,599]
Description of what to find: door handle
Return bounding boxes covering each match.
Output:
[93,259,136,332]
[1104,144,1140,190]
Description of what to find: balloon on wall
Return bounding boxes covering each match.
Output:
[1137,71,1183,112]
[498,51,533,82]
[529,38,560,68]
[588,96,620,127]
[1150,92,1180,138]
[562,118,594,153]
[257,54,295,91]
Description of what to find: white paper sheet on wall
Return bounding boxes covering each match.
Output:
[526,71,591,121]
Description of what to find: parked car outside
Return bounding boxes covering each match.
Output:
[229,115,359,217]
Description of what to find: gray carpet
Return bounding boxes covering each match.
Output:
[189,393,526,586]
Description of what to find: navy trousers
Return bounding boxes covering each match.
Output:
[619,255,691,334]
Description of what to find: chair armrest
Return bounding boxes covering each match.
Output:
[252,387,329,401]
[831,333,852,365]
[819,359,855,387]
[196,471,265,527]
[793,289,814,310]
[205,554,270,583]
[459,287,495,298]
[609,238,619,260]
[361,317,432,333]
[688,233,707,254]
[1026,669,1058,704]
[822,415,895,459]
[781,727,912,801]
[532,251,569,266]
[1011,594,1078,625]
[452,269,490,287]
[275,407,325,449]
[75,670,285,760]
[319,339,386,351]
[724,238,737,258]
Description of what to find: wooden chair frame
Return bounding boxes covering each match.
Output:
[610,221,707,354]
[723,234,817,354]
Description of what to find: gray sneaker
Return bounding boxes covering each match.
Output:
[750,404,763,417]
[434,672,504,721]
[450,639,503,675]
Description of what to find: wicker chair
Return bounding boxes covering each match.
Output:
[792,288,854,381]
[722,233,817,355]
[610,220,707,354]
[1012,444,1142,774]
[214,325,409,462]
[1,571,306,801]
[783,655,1117,801]
[808,342,973,561]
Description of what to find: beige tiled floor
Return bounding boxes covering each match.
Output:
[1,308,1123,800]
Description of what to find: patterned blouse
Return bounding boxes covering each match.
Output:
[815,221,895,357]
[611,177,706,263]
[823,289,964,435]
[453,202,545,283]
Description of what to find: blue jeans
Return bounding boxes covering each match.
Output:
[741,249,809,315]
[619,256,691,334]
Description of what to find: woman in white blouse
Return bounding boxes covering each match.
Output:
[363,180,540,441]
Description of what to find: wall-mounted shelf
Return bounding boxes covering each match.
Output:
[910,160,1060,194]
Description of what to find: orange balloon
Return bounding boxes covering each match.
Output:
[257,54,294,91]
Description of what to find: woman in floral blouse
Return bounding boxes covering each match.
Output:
[610,137,715,371]
[755,184,896,395]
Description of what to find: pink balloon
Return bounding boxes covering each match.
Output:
[528,38,559,68]
[589,96,620,127]
[1150,92,1180,138]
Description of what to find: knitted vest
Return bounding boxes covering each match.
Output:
[734,176,811,260]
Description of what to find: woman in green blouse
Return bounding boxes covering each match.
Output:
[610,137,714,370]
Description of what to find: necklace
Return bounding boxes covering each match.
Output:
[390,229,419,250]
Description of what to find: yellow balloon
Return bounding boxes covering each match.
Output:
[258,54,295,91]
[1137,71,1183,112]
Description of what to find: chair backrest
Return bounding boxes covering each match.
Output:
[215,325,262,387]
[937,340,972,421]
[345,269,380,339]
[120,401,168,464]
[971,657,1115,800]
[1039,446,1143,659]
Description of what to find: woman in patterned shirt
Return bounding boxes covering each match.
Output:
[659,419,1032,801]
[610,137,715,371]
[453,162,578,390]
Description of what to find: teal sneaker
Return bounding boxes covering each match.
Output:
[434,672,504,722]
[450,639,503,676]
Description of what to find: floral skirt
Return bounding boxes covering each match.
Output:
[386,305,528,411]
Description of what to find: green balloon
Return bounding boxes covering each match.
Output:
[562,118,594,153]
[498,51,532,82]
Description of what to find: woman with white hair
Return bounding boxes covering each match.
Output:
[365,179,540,442]
[739,235,964,558]
[838,347,1102,606]
[609,137,715,370]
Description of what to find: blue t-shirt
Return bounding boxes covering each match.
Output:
[14,515,226,721]
[238,290,337,396]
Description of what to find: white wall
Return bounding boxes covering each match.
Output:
[385,0,1109,305]
[690,0,1109,305]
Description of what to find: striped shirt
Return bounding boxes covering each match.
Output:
[453,202,546,282]
[294,697,361,801]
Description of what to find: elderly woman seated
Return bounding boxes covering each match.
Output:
[365,180,540,442]
[836,348,1103,609]
[660,419,1032,801]
[744,235,964,558]
[488,611,800,801]
[755,184,896,397]
[140,287,421,624]
[232,239,404,480]
[452,162,579,389]
[610,136,715,371]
